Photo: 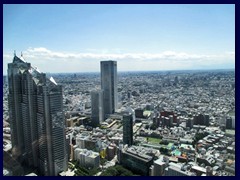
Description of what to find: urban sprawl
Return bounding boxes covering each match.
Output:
[3,54,235,176]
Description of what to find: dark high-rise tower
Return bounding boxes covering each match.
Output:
[100,61,117,118]
[91,90,104,126]
[122,112,133,146]
[8,55,38,167]
[8,54,67,176]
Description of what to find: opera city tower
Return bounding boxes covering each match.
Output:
[7,54,67,176]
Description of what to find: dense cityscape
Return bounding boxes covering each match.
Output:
[3,54,235,176]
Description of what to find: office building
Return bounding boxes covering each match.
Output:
[76,135,86,149]
[107,144,116,161]
[169,115,173,127]
[8,54,67,176]
[164,162,196,176]
[186,118,194,129]
[91,90,104,126]
[193,113,209,126]
[191,165,207,176]
[100,61,117,118]
[3,151,24,176]
[119,146,155,176]
[206,166,213,176]
[226,117,233,129]
[165,165,192,176]
[76,135,97,150]
[204,114,210,126]
[8,54,38,167]
[74,148,100,168]
[135,108,144,118]
[122,112,133,146]
[153,159,166,176]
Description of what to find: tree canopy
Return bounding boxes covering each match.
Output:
[101,165,134,176]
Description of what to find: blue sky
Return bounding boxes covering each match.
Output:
[3,4,235,74]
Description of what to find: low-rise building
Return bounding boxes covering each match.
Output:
[74,148,100,168]
[119,145,157,176]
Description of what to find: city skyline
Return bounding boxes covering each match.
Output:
[3,4,235,74]
[3,54,235,176]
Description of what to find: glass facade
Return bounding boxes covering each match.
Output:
[8,55,67,176]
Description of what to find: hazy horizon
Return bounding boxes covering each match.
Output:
[2,65,235,76]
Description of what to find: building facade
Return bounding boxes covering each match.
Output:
[74,148,100,168]
[91,90,104,126]
[153,159,166,176]
[100,61,117,118]
[122,112,133,146]
[119,146,154,176]
[8,55,67,176]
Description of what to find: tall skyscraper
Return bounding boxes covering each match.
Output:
[100,61,117,118]
[8,54,67,176]
[91,90,104,126]
[122,112,133,146]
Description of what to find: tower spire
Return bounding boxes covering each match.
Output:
[14,50,16,56]
[21,51,23,57]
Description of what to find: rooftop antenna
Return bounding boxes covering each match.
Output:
[21,51,23,57]
[14,50,16,56]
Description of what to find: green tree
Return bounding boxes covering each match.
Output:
[193,132,208,145]
[101,167,118,176]
[101,165,134,176]
[74,165,100,176]
[150,123,157,130]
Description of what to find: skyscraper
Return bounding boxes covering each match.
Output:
[122,112,133,146]
[100,61,117,118]
[91,90,104,126]
[8,54,38,167]
[8,54,67,176]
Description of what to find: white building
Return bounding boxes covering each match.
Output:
[74,148,100,168]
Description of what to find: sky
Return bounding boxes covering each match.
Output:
[3,4,235,74]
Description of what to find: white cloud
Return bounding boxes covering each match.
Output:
[27,47,51,53]
[19,47,235,62]
[225,51,235,56]
[3,47,235,74]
